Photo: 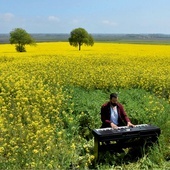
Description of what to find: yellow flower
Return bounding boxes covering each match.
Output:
[57,131,62,136]
[32,149,39,154]
[9,114,13,118]
[45,119,50,123]
[71,143,76,150]
[0,147,4,153]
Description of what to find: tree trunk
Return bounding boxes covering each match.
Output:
[79,43,81,51]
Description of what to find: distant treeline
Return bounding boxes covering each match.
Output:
[1,33,170,44]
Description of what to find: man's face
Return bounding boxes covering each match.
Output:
[111,97,118,104]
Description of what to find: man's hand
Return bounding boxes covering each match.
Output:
[127,122,135,127]
[110,122,118,129]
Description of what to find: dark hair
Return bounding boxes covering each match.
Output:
[110,93,118,99]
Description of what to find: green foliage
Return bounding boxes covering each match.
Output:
[68,27,94,50]
[9,28,36,52]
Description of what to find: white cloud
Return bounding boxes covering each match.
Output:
[48,16,60,22]
[0,13,15,21]
[102,20,117,26]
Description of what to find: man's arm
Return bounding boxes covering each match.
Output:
[100,103,112,127]
[118,103,135,127]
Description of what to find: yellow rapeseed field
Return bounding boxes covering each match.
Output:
[0,42,170,169]
[1,42,169,96]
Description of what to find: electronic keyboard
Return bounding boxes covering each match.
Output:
[92,124,161,160]
[92,124,160,141]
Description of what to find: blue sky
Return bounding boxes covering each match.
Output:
[1,0,170,34]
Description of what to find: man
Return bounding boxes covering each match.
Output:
[100,93,134,129]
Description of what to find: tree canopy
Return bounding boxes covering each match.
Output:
[9,28,36,52]
[68,28,94,51]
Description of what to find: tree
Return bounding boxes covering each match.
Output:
[68,28,94,51]
[9,28,36,52]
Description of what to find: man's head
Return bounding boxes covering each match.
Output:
[110,93,118,106]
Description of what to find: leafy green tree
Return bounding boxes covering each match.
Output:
[9,28,36,52]
[68,28,94,51]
